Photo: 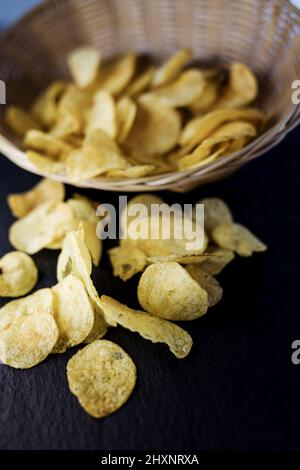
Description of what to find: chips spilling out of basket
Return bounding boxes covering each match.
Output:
[5,48,267,180]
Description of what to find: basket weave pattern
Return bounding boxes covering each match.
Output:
[0,0,300,192]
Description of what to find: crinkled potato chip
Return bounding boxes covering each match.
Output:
[67,47,101,89]
[116,96,137,143]
[7,178,65,218]
[199,197,233,233]
[108,245,147,281]
[179,108,264,147]
[9,201,75,254]
[0,288,53,332]
[85,90,116,138]
[212,222,267,257]
[100,295,193,359]
[124,99,181,157]
[66,129,129,181]
[32,80,66,127]
[94,52,136,95]
[51,275,94,353]
[67,340,136,418]
[0,251,38,298]
[137,261,208,320]
[185,265,223,307]
[141,69,204,108]
[0,310,58,369]
[152,48,192,87]
[5,106,41,136]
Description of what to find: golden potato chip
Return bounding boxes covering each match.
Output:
[51,275,94,353]
[188,79,220,114]
[9,201,75,254]
[0,309,58,369]
[108,245,147,281]
[152,48,192,87]
[100,295,193,359]
[78,220,102,267]
[27,150,66,174]
[141,69,204,107]
[137,261,208,320]
[0,288,53,332]
[32,80,66,127]
[95,52,136,95]
[67,47,101,89]
[199,197,233,233]
[178,139,231,170]
[66,129,129,181]
[215,63,258,109]
[199,246,235,275]
[116,96,137,143]
[0,251,38,298]
[67,340,136,418]
[105,164,155,178]
[124,99,181,157]
[67,194,99,225]
[146,252,208,265]
[185,265,223,307]
[125,66,155,97]
[179,108,264,147]
[24,130,72,159]
[85,90,116,138]
[5,106,41,136]
[7,178,65,218]
[83,305,108,343]
[52,85,90,137]
[120,194,164,235]
[211,222,267,257]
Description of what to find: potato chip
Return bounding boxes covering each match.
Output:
[199,197,233,234]
[67,47,101,89]
[5,106,41,136]
[7,178,65,218]
[66,129,129,181]
[146,252,208,265]
[67,194,99,225]
[105,164,155,178]
[124,99,181,157]
[185,265,223,307]
[108,245,147,281]
[32,81,66,127]
[120,194,164,235]
[83,305,108,343]
[141,69,204,107]
[78,221,102,267]
[188,79,220,114]
[152,48,192,87]
[9,201,75,254]
[211,222,267,257]
[95,52,136,95]
[27,150,66,174]
[199,246,235,275]
[116,96,137,143]
[85,90,116,138]
[125,66,155,97]
[215,63,258,109]
[0,251,38,298]
[52,85,90,137]
[51,275,94,353]
[100,296,193,359]
[67,340,136,418]
[179,108,264,147]
[0,309,58,369]
[24,130,72,159]
[178,139,231,170]
[138,261,208,320]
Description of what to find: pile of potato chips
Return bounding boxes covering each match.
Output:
[5,48,266,180]
[0,178,267,418]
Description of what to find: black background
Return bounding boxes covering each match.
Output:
[0,126,300,451]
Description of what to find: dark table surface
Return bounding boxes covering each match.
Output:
[0,125,300,451]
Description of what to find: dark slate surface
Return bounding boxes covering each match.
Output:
[0,126,300,451]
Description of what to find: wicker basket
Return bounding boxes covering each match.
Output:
[0,0,300,192]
